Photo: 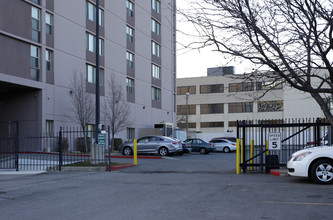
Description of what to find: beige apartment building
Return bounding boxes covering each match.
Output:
[176,67,328,137]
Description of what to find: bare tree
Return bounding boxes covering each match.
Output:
[104,74,132,151]
[179,0,333,125]
[69,72,95,152]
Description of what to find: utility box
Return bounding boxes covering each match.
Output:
[265,155,280,173]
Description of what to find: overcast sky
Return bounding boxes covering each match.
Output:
[176,1,250,78]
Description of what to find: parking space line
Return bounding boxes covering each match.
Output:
[264,201,333,206]
[277,185,333,189]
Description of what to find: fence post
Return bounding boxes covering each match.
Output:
[15,121,19,171]
[315,118,321,146]
[59,127,63,171]
[108,126,111,172]
[260,121,264,173]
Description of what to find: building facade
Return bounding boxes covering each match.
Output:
[0,0,177,140]
[176,68,329,138]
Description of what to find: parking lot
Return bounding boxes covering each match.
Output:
[1,152,333,220]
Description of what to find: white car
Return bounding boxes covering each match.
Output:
[209,139,236,153]
[287,146,333,184]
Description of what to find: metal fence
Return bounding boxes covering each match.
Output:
[0,123,110,171]
[237,118,331,173]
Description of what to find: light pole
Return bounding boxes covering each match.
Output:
[95,0,100,143]
[186,92,190,137]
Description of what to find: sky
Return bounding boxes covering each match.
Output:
[176,1,250,78]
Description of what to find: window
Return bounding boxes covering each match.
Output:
[228,121,238,127]
[31,6,40,42]
[127,128,135,140]
[126,26,134,43]
[46,50,52,71]
[126,51,134,68]
[257,81,283,90]
[177,122,196,129]
[152,87,161,101]
[228,102,253,113]
[200,104,224,114]
[229,82,254,92]
[86,1,103,26]
[258,100,283,112]
[177,105,196,115]
[201,122,224,128]
[151,19,160,35]
[45,12,53,34]
[31,0,40,4]
[152,0,161,13]
[152,41,160,57]
[152,64,160,79]
[200,84,224,94]
[126,0,134,17]
[86,33,103,55]
[126,78,134,94]
[46,120,53,137]
[177,86,196,95]
[86,64,103,85]
[30,45,39,80]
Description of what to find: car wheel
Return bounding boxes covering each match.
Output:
[123,147,132,156]
[199,148,206,154]
[223,147,231,153]
[158,147,169,156]
[310,159,333,184]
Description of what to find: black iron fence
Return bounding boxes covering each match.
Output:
[237,118,331,173]
[0,123,112,171]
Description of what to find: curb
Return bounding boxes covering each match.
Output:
[270,169,288,176]
[110,155,162,159]
[105,164,135,171]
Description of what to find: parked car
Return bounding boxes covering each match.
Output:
[287,146,333,184]
[209,139,236,153]
[181,142,192,154]
[183,138,215,154]
[306,132,328,146]
[119,135,183,156]
[211,137,237,143]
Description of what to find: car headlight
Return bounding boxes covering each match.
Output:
[293,152,312,161]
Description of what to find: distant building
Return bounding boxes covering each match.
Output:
[176,67,329,138]
[0,0,177,140]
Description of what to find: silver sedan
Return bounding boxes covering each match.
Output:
[119,135,183,156]
[209,139,237,153]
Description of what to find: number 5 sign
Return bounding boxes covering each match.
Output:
[268,132,281,150]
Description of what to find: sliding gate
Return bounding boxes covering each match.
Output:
[237,118,331,173]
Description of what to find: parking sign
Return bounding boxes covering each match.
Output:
[268,132,281,150]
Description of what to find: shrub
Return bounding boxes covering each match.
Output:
[77,137,91,153]
[56,137,69,152]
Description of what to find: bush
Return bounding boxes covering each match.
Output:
[56,138,69,152]
[113,138,123,152]
[77,137,91,153]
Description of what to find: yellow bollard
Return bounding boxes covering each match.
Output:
[134,139,137,165]
[266,140,269,155]
[236,138,240,174]
[250,140,254,171]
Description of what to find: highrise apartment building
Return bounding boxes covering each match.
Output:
[0,0,177,139]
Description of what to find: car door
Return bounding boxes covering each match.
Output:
[137,137,150,153]
[191,139,201,152]
[184,139,195,152]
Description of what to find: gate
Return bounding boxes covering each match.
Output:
[236,118,331,173]
[0,121,19,170]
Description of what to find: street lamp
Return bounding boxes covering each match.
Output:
[186,92,190,137]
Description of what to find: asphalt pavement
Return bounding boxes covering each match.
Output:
[0,152,332,220]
